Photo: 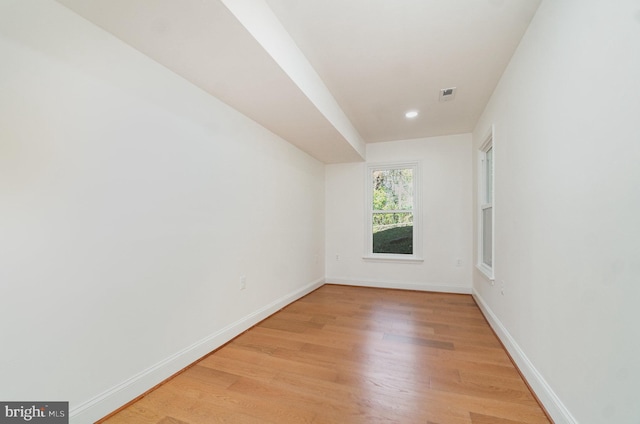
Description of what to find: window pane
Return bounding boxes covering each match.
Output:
[372,169,413,211]
[373,213,413,254]
[482,206,492,267]
[485,147,493,204]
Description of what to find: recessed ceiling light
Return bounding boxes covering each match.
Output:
[405,111,418,118]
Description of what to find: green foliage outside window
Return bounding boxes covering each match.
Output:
[372,168,414,254]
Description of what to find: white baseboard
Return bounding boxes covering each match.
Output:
[472,289,577,424]
[326,277,471,294]
[70,278,325,424]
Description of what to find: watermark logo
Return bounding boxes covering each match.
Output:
[0,402,68,424]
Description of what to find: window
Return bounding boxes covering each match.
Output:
[478,130,494,279]
[365,162,421,260]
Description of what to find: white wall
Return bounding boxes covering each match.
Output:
[472,0,640,423]
[326,135,472,292]
[0,1,324,422]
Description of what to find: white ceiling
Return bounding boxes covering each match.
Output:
[56,0,541,163]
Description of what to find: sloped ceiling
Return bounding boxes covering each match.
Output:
[56,0,541,163]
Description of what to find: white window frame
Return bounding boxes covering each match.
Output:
[364,161,423,262]
[477,128,495,280]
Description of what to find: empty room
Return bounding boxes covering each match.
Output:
[1,0,638,423]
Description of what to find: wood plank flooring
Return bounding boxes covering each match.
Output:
[100,285,551,424]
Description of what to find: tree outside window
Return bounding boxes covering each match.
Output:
[372,168,414,254]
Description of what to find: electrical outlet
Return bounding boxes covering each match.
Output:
[240,275,246,291]
[500,280,505,295]
[336,254,340,261]
[456,258,462,267]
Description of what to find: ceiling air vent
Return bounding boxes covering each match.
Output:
[439,87,457,102]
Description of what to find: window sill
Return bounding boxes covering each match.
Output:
[363,255,424,263]
[476,263,494,281]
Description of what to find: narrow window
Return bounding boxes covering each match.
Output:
[478,131,494,278]
[366,162,421,260]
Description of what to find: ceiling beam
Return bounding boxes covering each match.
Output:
[220,0,366,160]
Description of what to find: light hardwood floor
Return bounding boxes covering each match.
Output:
[99,285,551,424]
